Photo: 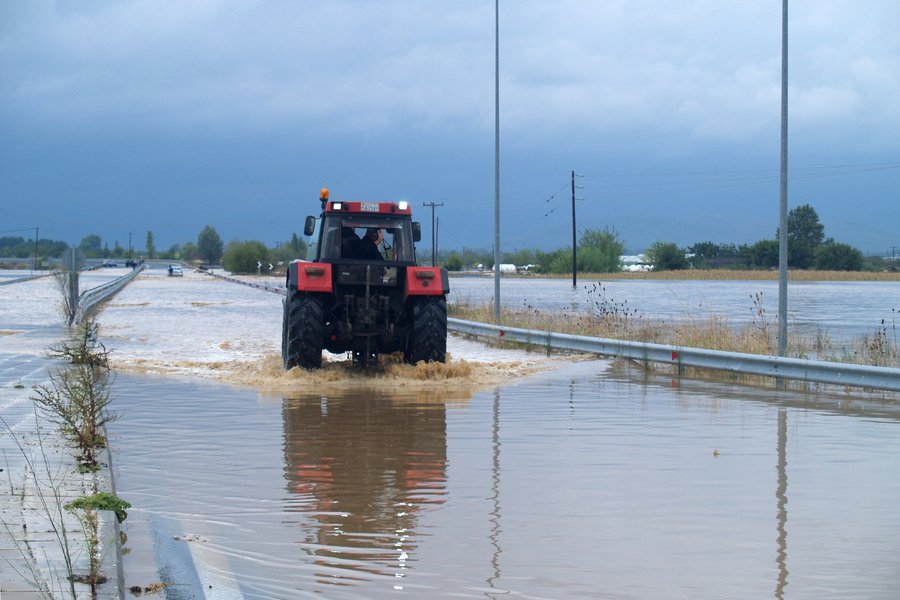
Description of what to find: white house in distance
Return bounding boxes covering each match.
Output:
[621,254,652,272]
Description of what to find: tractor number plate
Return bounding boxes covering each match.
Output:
[361,202,379,212]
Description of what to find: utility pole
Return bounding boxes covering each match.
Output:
[129,232,133,259]
[777,0,789,359]
[493,0,501,323]
[423,202,444,266]
[571,171,583,288]
[33,226,39,274]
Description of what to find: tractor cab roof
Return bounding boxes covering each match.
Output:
[318,187,412,216]
[323,200,412,216]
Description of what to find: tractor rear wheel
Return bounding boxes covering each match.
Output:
[283,291,325,370]
[404,296,447,365]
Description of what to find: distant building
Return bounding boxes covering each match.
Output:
[620,254,652,272]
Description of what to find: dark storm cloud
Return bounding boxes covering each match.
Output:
[2,1,898,252]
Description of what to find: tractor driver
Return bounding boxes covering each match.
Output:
[358,228,384,260]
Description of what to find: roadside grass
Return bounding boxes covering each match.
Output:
[448,290,899,373]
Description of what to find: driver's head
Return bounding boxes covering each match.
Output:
[366,228,380,240]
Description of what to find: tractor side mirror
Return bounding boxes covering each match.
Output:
[304,216,316,237]
[412,222,422,243]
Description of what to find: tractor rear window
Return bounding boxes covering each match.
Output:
[319,216,415,262]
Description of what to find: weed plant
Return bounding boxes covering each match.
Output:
[52,269,76,325]
[32,319,117,472]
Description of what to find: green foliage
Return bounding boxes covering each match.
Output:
[111,240,125,258]
[66,492,131,523]
[222,240,269,273]
[197,225,224,264]
[502,248,539,267]
[489,226,623,274]
[815,239,863,271]
[0,236,68,260]
[79,234,103,258]
[32,319,117,471]
[181,241,199,261]
[689,241,720,261]
[646,241,688,270]
[444,251,463,271]
[744,239,779,268]
[781,203,825,268]
[289,233,306,254]
[145,231,156,259]
[270,234,308,265]
[578,227,624,273]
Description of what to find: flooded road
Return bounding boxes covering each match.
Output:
[109,360,900,599]
[4,268,899,598]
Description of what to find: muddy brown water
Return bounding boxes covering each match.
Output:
[109,359,900,599]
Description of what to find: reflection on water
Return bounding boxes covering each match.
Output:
[109,361,900,599]
[776,408,789,600]
[282,392,447,587]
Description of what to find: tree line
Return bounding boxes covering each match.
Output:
[439,203,888,273]
[4,203,887,274]
[1,227,309,274]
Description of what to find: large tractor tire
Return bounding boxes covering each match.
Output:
[404,296,447,365]
[283,291,325,370]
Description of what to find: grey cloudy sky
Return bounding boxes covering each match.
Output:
[2,0,899,254]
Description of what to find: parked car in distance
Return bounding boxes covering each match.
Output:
[168,265,183,277]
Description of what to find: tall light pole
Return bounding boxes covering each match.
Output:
[777,0,789,358]
[493,0,501,323]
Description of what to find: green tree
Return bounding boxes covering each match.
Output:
[688,241,719,268]
[289,233,307,255]
[645,241,688,271]
[444,251,463,271]
[744,239,779,268]
[815,239,863,271]
[145,231,156,259]
[781,203,825,269]
[689,241,720,259]
[180,242,198,262]
[197,225,224,265]
[79,234,102,258]
[271,235,308,265]
[222,240,269,274]
[579,227,624,273]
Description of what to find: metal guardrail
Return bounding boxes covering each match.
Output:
[75,266,146,323]
[448,318,900,392]
[0,273,53,286]
[201,269,284,295]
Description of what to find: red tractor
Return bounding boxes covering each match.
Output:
[283,189,449,369]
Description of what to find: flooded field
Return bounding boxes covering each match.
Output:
[3,267,900,598]
[450,276,899,341]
